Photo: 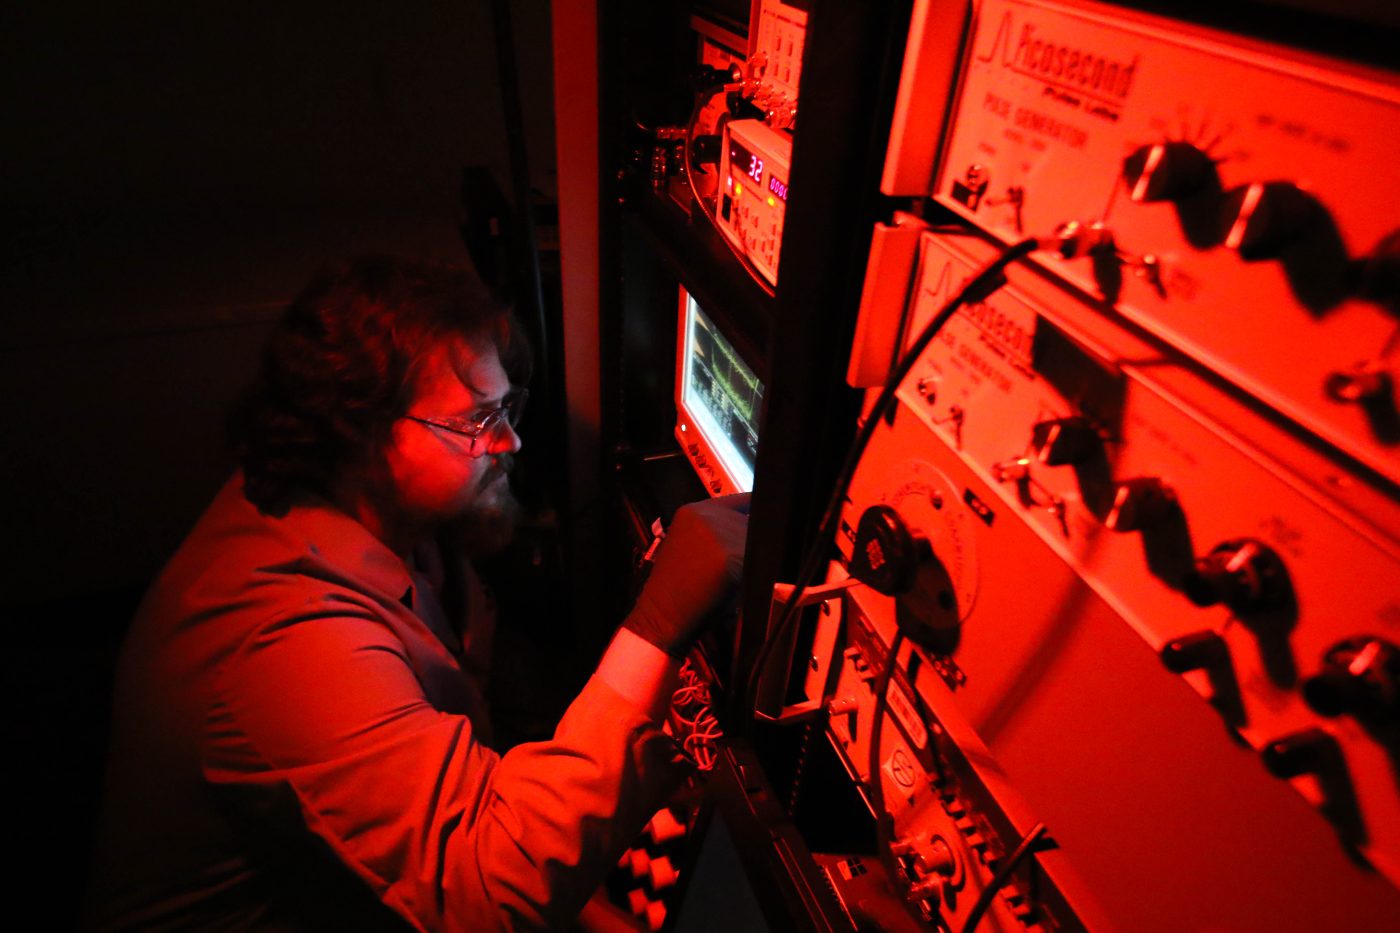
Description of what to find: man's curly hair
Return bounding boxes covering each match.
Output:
[229,254,530,516]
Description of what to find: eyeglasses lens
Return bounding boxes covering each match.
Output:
[471,390,527,437]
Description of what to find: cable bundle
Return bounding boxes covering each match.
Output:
[670,660,723,771]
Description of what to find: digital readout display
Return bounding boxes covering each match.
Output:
[729,140,764,185]
[767,174,788,202]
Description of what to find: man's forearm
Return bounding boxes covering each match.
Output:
[595,627,683,722]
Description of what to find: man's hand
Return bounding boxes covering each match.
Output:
[623,494,750,657]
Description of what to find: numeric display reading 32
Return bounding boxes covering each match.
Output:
[730,140,764,184]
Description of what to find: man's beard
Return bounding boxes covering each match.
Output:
[447,456,522,558]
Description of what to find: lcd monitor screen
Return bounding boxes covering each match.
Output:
[679,292,763,494]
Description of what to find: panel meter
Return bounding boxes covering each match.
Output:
[718,118,792,286]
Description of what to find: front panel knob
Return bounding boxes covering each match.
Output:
[1356,228,1400,308]
[690,134,722,165]
[1302,637,1400,723]
[1222,181,1322,261]
[1182,538,1290,611]
[1031,416,1099,466]
[1261,728,1333,779]
[1105,477,1176,532]
[850,505,929,596]
[1160,630,1227,674]
[1122,141,1215,203]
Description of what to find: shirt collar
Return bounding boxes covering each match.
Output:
[236,475,417,604]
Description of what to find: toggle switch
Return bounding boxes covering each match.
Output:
[992,457,1032,484]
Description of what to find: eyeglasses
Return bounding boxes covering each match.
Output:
[402,387,528,448]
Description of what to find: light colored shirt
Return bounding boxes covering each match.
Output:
[87,474,685,931]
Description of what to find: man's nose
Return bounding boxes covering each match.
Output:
[486,420,523,455]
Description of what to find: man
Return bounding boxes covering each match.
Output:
[86,255,748,930]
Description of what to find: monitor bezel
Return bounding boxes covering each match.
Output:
[674,286,761,497]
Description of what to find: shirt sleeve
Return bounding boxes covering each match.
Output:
[201,601,687,932]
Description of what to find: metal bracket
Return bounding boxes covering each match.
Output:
[753,576,862,723]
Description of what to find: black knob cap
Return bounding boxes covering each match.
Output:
[1123,142,1215,203]
[690,63,738,93]
[1356,228,1400,308]
[691,135,722,165]
[1222,182,1324,261]
[850,505,929,596]
[1031,417,1099,466]
[1160,630,1226,674]
[1261,729,1333,779]
[1302,637,1400,723]
[1183,539,1289,611]
[1105,478,1175,532]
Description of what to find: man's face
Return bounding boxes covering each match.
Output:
[375,336,523,552]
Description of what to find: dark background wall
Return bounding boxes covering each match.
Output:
[4,0,557,596]
[3,1,555,922]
